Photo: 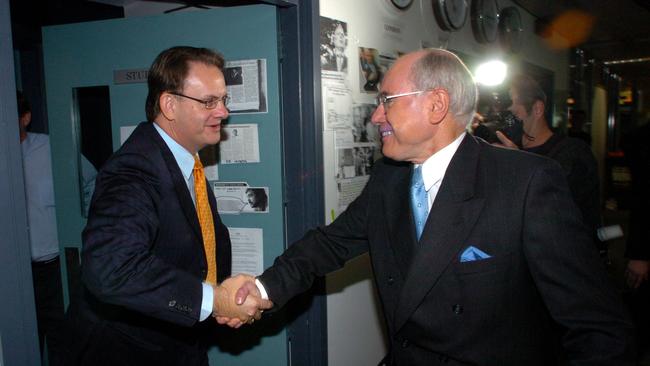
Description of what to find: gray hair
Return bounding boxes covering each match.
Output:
[409,49,478,127]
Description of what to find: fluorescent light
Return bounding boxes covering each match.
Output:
[603,57,650,65]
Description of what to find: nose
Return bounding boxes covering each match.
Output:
[370,104,385,125]
[213,102,229,119]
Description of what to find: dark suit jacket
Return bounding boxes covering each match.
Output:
[259,134,634,365]
[66,122,231,366]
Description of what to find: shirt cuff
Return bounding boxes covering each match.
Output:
[199,282,214,321]
[255,278,269,300]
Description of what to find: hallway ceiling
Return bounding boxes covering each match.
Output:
[10,0,650,83]
[513,0,650,83]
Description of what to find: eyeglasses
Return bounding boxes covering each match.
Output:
[375,90,430,109]
[169,92,230,109]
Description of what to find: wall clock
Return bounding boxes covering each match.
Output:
[471,0,499,43]
[499,6,523,53]
[433,0,469,31]
[390,0,414,10]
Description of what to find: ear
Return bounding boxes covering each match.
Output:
[532,100,545,117]
[158,92,176,121]
[427,89,449,125]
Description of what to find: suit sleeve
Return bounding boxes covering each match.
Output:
[522,160,635,363]
[257,170,377,308]
[82,153,203,327]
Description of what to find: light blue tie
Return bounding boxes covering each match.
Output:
[410,165,429,241]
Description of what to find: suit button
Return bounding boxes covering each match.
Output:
[168,300,177,307]
[452,304,463,314]
[401,339,409,348]
[387,277,394,285]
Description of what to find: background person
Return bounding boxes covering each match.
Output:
[496,74,603,253]
[18,90,65,366]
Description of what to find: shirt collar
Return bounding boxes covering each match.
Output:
[419,132,465,192]
[153,122,196,182]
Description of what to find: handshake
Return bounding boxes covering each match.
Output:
[212,274,273,328]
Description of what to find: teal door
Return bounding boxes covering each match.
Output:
[42,5,287,365]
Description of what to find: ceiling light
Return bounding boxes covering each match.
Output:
[475,60,508,86]
[603,57,650,65]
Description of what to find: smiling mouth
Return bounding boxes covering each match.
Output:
[379,122,394,138]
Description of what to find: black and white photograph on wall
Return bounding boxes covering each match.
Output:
[335,146,378,210]
[323,81,353,130]
[336,146,376,179]
[213,182,270,214]
[244,187,269,212]
[219,124,260,164]
[358,47,383,92]
[354,146,375,176]
[225,67,243,87]
[352,103,380,143]
[224,59,267,113]
[320,16,348,74]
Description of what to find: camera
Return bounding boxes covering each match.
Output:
[473,110,524,148]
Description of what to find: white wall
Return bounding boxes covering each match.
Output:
[320,1,570,365]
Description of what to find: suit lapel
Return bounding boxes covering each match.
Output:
[383,162,417,277]
[393,135,485,330]
[144,123,203,243]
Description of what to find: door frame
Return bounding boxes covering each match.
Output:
[276,1,328,365]
[0,0,41,364]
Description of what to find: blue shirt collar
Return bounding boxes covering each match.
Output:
[153,122,195,183]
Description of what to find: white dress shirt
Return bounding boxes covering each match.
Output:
[21,133,60,262]
[418,132,466,211]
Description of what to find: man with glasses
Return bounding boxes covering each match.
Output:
[64,46,272,365]
[232,48,634,365]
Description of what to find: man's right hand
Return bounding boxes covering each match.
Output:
[212,274,273,328]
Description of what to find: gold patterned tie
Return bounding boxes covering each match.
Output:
[193,156,217,285]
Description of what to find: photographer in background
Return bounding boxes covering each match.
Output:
[17,90,64,366]
[472,90,523,148]
[488,74,603,253]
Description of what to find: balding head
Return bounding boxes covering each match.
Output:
[407,49,478,127]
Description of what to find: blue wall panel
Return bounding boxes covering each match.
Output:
[42,5,287,365]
